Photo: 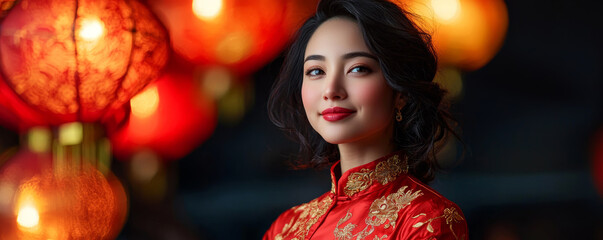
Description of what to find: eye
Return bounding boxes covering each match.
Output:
[305,68,324,76]
[349,66,372,74]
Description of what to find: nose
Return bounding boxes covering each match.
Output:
[322,72,347,101]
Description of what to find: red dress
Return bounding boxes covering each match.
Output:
[264,152,468,240]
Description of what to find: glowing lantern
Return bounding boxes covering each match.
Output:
[10,166,124,239]
[0,126,127,239]
[0,0,169,125]
[110,68,217,161]
[148,0,316,76]
[403,0,508,70]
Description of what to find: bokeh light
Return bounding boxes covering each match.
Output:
[433,67,463,100]
[200,67,233,99]
[16,206,39,228]
[405,0,508,70]
[27,127,51,153]
[58,122,83,146]
[192,0,223,20]
[431,0,460,21]
[78,17,105,41]
[131,150,160,183]
[130,86,160,118]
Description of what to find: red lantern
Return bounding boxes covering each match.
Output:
[148,0,314,76]
[110,68,217,160]
[403,0,508,71]
[14,167,121,239]
[0,151,127,239]
[0,0,169,125]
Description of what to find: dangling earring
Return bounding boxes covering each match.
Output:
[396,108,403,122]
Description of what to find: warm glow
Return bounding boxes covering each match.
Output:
[433,67,463,99]
[28,127,51,153]
[130,86,160,118]
[202,67,232,99]
[405,0,508,70]
[79,18,105,41]
[59,122,83,145]
[0,182,15,208]
[131,150,160,182]
[431,0,460,21]
[219,84,248,124]
[216,32,253,64]
[17,206,39,228]
[192,0,223,20]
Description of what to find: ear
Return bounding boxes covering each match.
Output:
[395,92,406,109]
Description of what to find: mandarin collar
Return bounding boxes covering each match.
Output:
[330,152,408,198]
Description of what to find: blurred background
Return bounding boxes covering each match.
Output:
[0,0,601,239]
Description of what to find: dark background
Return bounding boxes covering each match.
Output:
[1,0,602,239]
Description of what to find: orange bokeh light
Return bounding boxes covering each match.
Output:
[192,0,223,20]
[404,0,508,70]
[149,0,318,76]
[130,85,160,118]
[111,68,217,161]
[78,17,105,41]
[16,206,39,228]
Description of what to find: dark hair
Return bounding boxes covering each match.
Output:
[267,0,459,183]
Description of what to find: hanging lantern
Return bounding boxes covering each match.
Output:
[148,0,313,76]
[110,68,217,161]
[403,0,508,71]
[0,126,127,239]
[0,0,169,125]
[9,166,123,239]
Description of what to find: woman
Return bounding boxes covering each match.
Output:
[264,0,467,239]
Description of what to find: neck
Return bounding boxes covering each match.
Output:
[338,130,395,174]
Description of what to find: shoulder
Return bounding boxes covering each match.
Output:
[392,176,468,239]
[263,192,333,240]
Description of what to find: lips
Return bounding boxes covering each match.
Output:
[321,107,356,122]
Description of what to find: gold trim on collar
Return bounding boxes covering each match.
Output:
[343,155,408,197]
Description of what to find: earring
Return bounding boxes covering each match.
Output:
[396,108,403,122]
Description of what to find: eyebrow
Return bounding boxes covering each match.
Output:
[303,51,378,63]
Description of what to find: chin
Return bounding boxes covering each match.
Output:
[320,134,356,145]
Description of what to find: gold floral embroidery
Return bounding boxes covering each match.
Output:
[343,155,407,197]
[344,168,373,196]
[373,156,403,185]
[333,185,422,240]
[366,186,423,228]
[275,196,333,240]
[411,207,465,240]
[334,210,356,240]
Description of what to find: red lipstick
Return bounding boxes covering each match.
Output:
[321,107,355,122]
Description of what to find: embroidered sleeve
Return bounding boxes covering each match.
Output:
[397,200,468,240]
[264,195,333,240]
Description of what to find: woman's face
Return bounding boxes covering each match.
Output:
[302,17,397,145]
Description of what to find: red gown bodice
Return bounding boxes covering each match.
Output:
[264,152,468,240]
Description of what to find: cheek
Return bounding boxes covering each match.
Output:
[301,82,319,114]
[353,82,393,111]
